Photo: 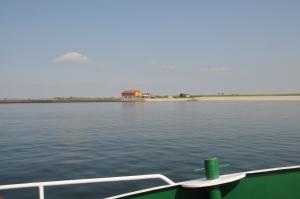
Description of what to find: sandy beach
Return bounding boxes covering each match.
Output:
[144,96,300,102]
[196,96,300,101]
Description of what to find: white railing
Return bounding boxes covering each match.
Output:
[0,174,175,199]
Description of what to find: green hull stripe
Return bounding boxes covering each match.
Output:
[122,169,300,199]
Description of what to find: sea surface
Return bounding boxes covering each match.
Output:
[0,101,300,198]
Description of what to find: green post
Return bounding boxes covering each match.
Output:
[205,158,222,199]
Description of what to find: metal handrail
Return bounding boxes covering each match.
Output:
[0,174,175,199]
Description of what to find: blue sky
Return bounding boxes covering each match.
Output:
[1,1,300,98]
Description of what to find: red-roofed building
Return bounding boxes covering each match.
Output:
[121,90,142,98]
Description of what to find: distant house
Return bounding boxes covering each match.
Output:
[121,90,142,98]
[179,93,191,98]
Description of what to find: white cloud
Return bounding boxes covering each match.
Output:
[53,52,91,64]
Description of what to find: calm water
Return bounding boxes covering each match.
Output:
[0,102,300,198]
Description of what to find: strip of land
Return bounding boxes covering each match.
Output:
[0,98,121,104]
[144,96,300,102]
[195,96,300,101]
[1,95,300,104]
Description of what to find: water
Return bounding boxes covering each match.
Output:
[0,101,300,198]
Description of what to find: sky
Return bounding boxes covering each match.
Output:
[1,0,300,98]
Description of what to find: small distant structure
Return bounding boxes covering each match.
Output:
[121,90,143,101]
[179,93,191,98]
[142,93,152,98]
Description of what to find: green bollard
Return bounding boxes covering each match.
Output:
[205,158,222,199]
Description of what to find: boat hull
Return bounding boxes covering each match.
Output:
[108,166,300,199]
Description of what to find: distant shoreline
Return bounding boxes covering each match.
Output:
[0,98,121,104]
[196,95,300,101]
[1,94,300,104]
[145,95,300,102]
